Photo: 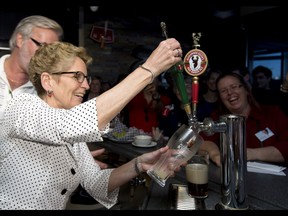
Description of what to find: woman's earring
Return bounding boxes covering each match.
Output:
[47,90,53,97]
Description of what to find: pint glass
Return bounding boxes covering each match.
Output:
[147,125,203,187]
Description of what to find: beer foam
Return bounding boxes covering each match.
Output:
[185,163,208,184]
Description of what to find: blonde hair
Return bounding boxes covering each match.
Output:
[9,15,63,51]
[29,41,92,96]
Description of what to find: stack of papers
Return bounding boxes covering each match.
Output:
[247,162,287,176]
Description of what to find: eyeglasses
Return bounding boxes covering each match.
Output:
[51,71,92,84]
[218,84,243,96]
[30,37,46,47]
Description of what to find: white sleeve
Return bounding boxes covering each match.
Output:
[4,93,107,145]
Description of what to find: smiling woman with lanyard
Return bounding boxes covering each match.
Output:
[199,72,288,167]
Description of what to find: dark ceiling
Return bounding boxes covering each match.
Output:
[1,2,287,54]
[81,2,287,53]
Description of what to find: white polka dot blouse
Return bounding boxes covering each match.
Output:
[0,93,118,210]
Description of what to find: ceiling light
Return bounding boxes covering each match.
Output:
[90,6,99,12]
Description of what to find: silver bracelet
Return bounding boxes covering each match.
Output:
[134,157,142,176]
[139,65,154,84]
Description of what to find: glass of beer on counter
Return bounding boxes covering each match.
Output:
[185,150,209,198]
[147,124,204,187]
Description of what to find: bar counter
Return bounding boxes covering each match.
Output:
[90,139,288,210]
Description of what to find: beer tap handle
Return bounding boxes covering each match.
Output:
[169,64,193,121]
[183,33,209,129]
[160,22,193,124]
[191,77,199,120]
[160,22,169,39]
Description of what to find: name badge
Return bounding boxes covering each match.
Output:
[255,127,274,142]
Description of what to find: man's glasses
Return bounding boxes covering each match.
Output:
[218,84,243,96]
[51,71,92,84]
[30,37,46,47]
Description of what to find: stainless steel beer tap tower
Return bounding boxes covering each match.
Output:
[198,116,248,210]
[180,33,248,210]
[159,24,248,209]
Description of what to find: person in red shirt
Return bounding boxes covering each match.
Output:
[200,72,288,166]
[126,78,171,133]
